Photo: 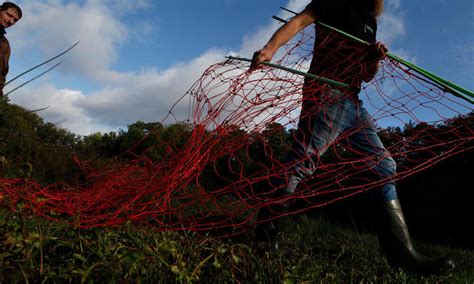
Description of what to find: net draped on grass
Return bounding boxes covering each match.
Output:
[0,23,472,231]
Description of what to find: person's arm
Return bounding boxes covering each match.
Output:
[0,43,10,97]
[362,42,387,82]
[0,74,5,97]
[251,7,317,68]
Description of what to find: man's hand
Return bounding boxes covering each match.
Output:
[367,42,388,61]
[362,42,388,82]
[248,7,316,72]
[250,46,276,70]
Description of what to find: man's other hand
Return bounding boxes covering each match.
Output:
[367,42,388,61]
[249,47,275,71]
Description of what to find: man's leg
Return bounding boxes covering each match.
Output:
[256,90,357,248]
[286,90,358,193]
[346,106,398,201]
[347,106,454,275]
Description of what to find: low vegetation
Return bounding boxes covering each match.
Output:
[1,98,473,282]
[1,206,473,283]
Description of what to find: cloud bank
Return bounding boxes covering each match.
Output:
[7,0,406,135]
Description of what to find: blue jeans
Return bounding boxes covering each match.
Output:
[285,88,398,201]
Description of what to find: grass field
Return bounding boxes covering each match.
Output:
[1,206,472,283]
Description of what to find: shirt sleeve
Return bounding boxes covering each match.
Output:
[306,0,354,22]
[305,0,326,20]
[0,61,6,94]
[305,0,346,21]
[0,37,10,94]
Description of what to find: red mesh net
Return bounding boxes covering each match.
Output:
[1,24,472,232]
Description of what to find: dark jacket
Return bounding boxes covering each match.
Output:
[0,28,11,96]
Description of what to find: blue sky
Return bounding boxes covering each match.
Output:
[5,0,473,135]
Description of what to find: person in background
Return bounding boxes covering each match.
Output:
[0,2,21,97]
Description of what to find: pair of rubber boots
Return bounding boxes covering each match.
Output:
[255,199,455,275]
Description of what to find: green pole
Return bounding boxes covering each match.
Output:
[5,61,63,96]
[277,7,474,104]
[316,22,474,103]
[226,56,349,88]
[386,52,474,103]
[5,42,79,87]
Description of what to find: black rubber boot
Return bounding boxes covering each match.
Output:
[377,199,455,275]
[255,217,279,250]
[255,202,289,251]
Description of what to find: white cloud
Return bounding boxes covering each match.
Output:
[11,1,126,83]
[8,0,310,135]
[77,49,226,127]
[6,0,410,136]
[378,0,406,45]
[386,0,401,10]
[102,0,152,15]
[12,84,114,134]
[11,48,226,134]
[450,40,474,70]
[239,0,310,58]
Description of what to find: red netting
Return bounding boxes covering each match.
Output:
[1,24,473,232]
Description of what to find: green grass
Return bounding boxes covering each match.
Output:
[0,207,472,283]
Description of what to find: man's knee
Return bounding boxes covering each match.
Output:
[375,155,397,177]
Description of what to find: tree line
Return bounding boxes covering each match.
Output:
[1,96,472,248]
